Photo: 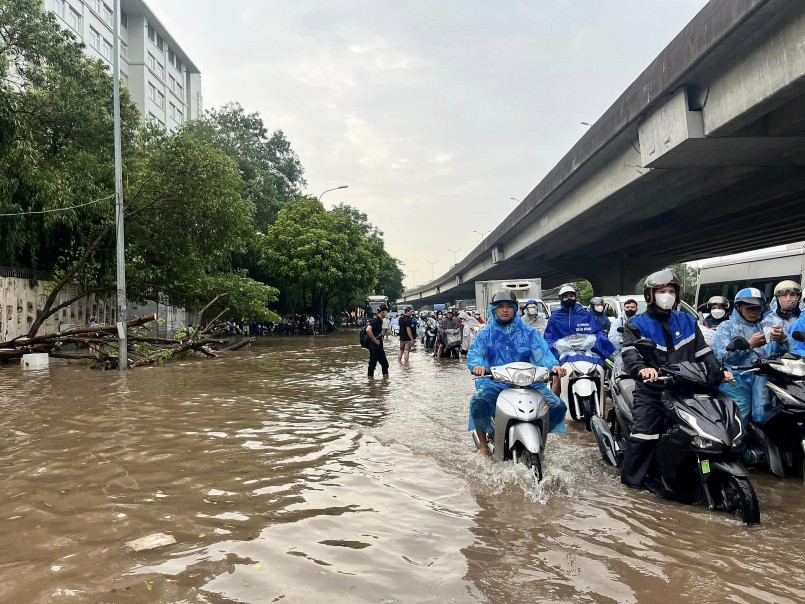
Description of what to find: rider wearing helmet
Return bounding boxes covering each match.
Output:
[544,284,615,395]
[589,296,610,332]
[521,299,547,333]
[769,280,802,329]
[713,287,793,427]
[703,296,731,329]
[620,270,733,489]
[467,289,567,456]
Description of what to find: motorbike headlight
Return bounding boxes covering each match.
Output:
[692,436,714,449]
[509,367,537,387]
[677,408,724,445]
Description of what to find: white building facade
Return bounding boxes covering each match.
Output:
[44,0,202,131]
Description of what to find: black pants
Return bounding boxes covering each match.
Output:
[621,385,669,488]
[368,346,389,377]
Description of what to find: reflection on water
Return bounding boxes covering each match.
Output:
[0,332,804,603]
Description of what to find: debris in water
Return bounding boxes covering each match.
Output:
[124,533,177,552]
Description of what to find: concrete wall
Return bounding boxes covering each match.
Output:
[0,275,190,341]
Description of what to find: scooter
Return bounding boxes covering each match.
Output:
[727,331,805,478]
[472,362,554,481]
[591,338,760,524]
[555,333,605,431]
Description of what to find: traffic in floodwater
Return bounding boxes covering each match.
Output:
[1,331,804,603]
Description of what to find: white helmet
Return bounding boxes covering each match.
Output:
[558,285,577,297]
[774,280,801,296]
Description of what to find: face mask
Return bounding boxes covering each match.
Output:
[527,306,537,316]
[561,297,576,309]
[654,292,676,310]
[594,305,604,313]
[624,309,637,318]
[710,308,726,320]
[778,297,799,311]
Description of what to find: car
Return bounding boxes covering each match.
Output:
[601,294,700,325]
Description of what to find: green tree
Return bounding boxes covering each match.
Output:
[261,198,378,321]
[571,280,595,306]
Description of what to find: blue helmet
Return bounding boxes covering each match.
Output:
[525,299,537,305]
[734,287,766,307]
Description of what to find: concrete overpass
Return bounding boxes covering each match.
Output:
[402,0,805,307]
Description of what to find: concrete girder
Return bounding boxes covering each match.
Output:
[541,255,677,296]
[702,1,805,136]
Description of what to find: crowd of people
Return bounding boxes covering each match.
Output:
[361,273,805,492]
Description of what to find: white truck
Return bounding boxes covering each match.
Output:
[474,279,545,315]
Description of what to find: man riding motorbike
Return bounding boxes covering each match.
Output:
[768,280,802,330]
[713,288,794,426]
[620,270,733,489]
[468,289,567,456]
[544,285,615,395]
[521,299,547,333]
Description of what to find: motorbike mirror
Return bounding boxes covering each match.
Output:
[791,330,805,343]
[632,338,657,353]
[617,327,624,334]
[726,336,751,352]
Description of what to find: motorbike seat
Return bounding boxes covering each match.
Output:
[617,377,636,409]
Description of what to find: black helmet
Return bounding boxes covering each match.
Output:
[706,295,730,310]
[643,269,682,305]
[490,289,517,306]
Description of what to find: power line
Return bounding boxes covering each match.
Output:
[0,193,115,217]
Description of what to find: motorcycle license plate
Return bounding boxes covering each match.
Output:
[700,459,711,474]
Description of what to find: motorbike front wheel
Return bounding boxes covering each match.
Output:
[713,472,760,525]
[579,395,594,431]
[515,444,543,482]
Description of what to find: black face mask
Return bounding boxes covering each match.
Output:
[561,298,576,309]
[624,309,637,318]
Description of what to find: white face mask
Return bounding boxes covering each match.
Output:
[655,292,676,310]
[594,305,604,313]
[778,296,799,311]
[527,306,537,315]
[710,308,726,320]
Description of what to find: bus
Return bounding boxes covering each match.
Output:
[695,248,805,309]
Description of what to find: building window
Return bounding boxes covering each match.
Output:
[168,49,175,65]
[120,10,128,28]
[177,108,183,124]
[157,90,165,109]
[54,0,66,19]
[176,82,184,97]
[147,24,155,42]
[68,7,81,32]
[168,75,176,92]
[120,40,128,59]
[89,0,100,13]
[121,71,128,87]
[157,61,165,81]
[102,3,113,27]
[148,82,157,103]
[169,102,176,119]
[147,53,156,71]
[176,58,183,73]
[102,38,113,63]
[88,27,100,50]
[156,34,164,52]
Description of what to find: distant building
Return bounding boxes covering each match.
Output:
[43,0,202,131]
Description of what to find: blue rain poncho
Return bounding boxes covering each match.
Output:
[713,308,794,425]
[789,315,805,356]
[467,305,566,434]
[544,303,615,366]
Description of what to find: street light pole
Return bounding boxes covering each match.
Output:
[426,260,438,280]
[473,230,490,242]
[448,248,462,267]
[510,197,521,203]
[113,0,127,371]
[410,269,420,288]
[319,185,349,202]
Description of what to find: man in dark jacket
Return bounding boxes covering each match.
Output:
[366,305,390,378]
[620,270,733,488]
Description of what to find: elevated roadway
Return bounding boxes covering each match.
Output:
[403,0,805,307]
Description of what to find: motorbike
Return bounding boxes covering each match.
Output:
[555,333,605,431]
[472,362,554,481]
[590,338,760,524]
[727,331,805,478]
[442,327,462,359]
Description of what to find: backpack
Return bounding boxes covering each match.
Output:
[359,325,371,348]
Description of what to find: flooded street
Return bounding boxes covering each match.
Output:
[1,331,805,603]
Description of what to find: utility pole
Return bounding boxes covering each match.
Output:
[113,0,127,370]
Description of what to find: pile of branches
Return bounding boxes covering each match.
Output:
[0,295,254,369]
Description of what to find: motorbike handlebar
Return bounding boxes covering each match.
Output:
[733,365,755,371]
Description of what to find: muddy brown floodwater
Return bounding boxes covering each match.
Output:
[1,331,804,603]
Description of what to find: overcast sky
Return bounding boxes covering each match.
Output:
[149,0,710,288]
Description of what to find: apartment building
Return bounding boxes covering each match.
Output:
[44,0,202,131]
